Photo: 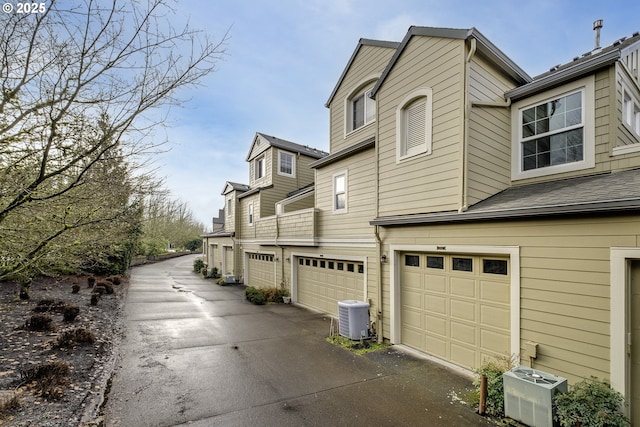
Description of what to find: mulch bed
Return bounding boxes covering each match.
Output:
[0,274,126,426]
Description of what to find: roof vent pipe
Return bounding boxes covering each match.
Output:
[593,19,603,51]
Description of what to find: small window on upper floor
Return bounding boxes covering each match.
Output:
[347,86,375,134]
[396,88,432,163]
[623,88,640,138]
[333,171,347,213]
[511,76,595,180]
[248,203,254,226]
[278,150,295,177]
[255,156,265,180]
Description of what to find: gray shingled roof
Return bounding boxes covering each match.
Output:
[371,168,640,226]
[506,31,640,101]
[256,133,328,159]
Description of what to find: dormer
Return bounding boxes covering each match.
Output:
[221,181,249,233]
[245,132,327,188]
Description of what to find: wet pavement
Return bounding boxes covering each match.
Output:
[102,254,495,426]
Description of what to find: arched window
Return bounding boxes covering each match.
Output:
[396,88,432,162]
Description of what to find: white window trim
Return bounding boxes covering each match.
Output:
[396,88,433,163]
[622,83,640,138]
[344,75,379,137]
[255,156,265,180]
[332,170,348,214]
[277,149,296,177]
[248,202,254,226]
[511,76,595,180]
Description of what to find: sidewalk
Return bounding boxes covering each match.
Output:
[102,254,495,426]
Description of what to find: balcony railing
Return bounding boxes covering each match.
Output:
[253,208,317,245]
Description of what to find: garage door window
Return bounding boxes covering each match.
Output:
[483,259,508,275]
[405,255,420,267]
[452,257,473,272]
[337,262,344,270]
[426,256,444,269]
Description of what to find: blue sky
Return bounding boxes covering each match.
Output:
[156,0,640,227]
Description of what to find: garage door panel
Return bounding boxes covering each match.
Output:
[425,336,447,359]
[403,309,422,329]
[450,299,476,322]
[425,295,446,314]
[451,343,476,369]
[425,314,446,336]
[451,321,476,345]
[450,277,476,298]
[480,305,509,330]
[480,328,510,352]
[481,280,510,303]
[425,275,445,292]
[402,290,422,309]
[401,252,510,371]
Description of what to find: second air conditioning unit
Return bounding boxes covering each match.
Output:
[337,300,370,340]
[503,366,567,427]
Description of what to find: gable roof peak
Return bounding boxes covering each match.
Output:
[370,25,530,97]
[246,132,327,161]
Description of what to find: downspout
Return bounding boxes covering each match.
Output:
[460,37,476,213]
[373,91,383,344]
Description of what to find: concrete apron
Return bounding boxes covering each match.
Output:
[102,254,493,426]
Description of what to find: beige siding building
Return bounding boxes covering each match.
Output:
[203,25,640,423]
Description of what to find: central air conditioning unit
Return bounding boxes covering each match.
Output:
[223,274,235,284]
[337,300,370,340]
[503,366,568,427]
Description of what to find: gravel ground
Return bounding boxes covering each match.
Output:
[0,274,126,426]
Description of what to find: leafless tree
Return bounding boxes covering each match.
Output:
[0,0,227,280]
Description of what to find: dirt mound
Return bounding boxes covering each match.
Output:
[0,274,126,426]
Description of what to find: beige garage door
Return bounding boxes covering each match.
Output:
[297,257,364,316]
[247,253,275,289]
[401,253,510,370]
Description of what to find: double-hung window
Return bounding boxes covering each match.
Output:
[255,156,265,180]
[512,76,594,180]
[333,172,347,213]
[278,150,295,177]
[248,203,254,225]
[520,90,584,171]
[348,86,375,133]
[623,88,640,138]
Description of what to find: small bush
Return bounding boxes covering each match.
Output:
[193,258,205,273]
[62,305,80,322]
[71,284,80,294]
[93,284,107,295]
[244,286,266,305]
[54,327,96,348]
[19,361,69,399]
[244,286,290,305]
[90,294,99,306]
[553,377,629,427]
[33,299,67,313]
[0,392,20,414]
[87,276,96,288]
[19,287,30,300]
[106,275,122,285]
[216,277,226,286]
[25,314,56,332]
[471,355,516,417]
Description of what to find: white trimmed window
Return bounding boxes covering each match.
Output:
[248,203,254,225]
[511,76,595,180]
[255,156,265,180]
[396,88,433,162]
[623,87,640,138]
[333,172,347,213]
[278,150,295,177]
[347,86,375,133]
[227,197,233,216]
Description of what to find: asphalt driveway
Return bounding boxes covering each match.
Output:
[101,254,494,426]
